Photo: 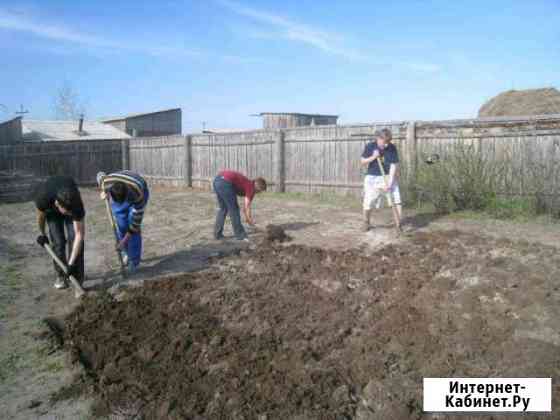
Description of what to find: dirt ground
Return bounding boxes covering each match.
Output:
[0,187,559,419]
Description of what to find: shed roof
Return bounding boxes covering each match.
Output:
[258,112,338,118]
[22,120,131,142]
[0,116,22,125]
[202,128,253,134]
[101,108,181,123]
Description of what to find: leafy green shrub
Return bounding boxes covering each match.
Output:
[414,161,455,213]
[485,196,536,220]
[414,141,503,213]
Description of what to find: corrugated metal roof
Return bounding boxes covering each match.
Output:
[100,108,181,122]
[202,128,253,134]
[22,120,131,141]
[258,112,339,118]
[0,116,22,125]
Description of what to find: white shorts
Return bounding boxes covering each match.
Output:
[363,175,401,210]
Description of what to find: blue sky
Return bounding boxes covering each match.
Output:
[0,0,558,131]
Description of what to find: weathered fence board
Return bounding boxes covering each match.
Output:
[282,123,407,195]
[0,139,122,184]
[2,115,559,212]
[189,130,277,189]
[129,136,185,182]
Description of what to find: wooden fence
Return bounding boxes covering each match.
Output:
[126,115,560,208]
[0,139,123,184]
[1,115,559,206]
[413,117,560,199]
[128,136,185,185]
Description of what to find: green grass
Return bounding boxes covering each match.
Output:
[407,193,559,224]
[263,190,560,225]
[444,198,557,224]
[0,264,29,320]
[262,191,361,209]
[0,350,23,383]
[3,267,25,289]
[43,359,65,374]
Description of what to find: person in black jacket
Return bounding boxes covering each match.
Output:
[34,176,86,289]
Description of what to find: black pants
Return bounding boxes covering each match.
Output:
[213,176,247,240]
[47,213,85,284]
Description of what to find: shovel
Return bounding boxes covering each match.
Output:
[43,243,86,299]
[377,158,402,234]
[104,195,127,279]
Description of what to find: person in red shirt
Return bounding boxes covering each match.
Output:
[213,170,267,240]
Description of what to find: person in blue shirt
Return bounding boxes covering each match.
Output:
[360,128,402,231]
[97,171,149,273]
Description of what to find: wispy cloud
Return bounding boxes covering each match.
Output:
[403,62,441,73]
[219,0,366,61]
[0,7,243,61]
[221,0,443,73]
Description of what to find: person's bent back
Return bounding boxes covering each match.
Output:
[34,176,86,289]
[213,170,267,241]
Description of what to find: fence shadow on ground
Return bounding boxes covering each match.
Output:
[88,239,251,292]
[144,240,248,276]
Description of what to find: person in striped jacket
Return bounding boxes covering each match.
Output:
[97,170,149,273]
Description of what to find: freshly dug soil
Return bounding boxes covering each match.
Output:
[62,230,560,419]
[265,224,291,242]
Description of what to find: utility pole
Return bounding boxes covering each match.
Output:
[15,104,29,117]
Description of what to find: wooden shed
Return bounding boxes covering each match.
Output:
[102,108,182,137]
[259,112,338,129]
[0,117,22,145]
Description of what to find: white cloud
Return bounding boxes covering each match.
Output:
[0,9,122,49]
[221,1,443,72]
[403,62,441,73]
[219,0,366,61]
[0,7,233,61]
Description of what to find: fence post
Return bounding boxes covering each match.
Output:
[76,143,83,182]
[121,139,130,170]
[407,121,417,182]
[275,130,285,192]
[184,135,193,187]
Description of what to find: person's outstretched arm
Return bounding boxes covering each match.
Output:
[243,197,255,226]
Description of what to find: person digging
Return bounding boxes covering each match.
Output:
[97,171,150,274]
[213,170,267,241]
[34,176,86,289]
[360,128,403,231]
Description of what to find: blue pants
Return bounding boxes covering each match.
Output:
[111,189,149,267]
[213,176,246,240]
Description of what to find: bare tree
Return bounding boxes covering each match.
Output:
[53,82,87,120]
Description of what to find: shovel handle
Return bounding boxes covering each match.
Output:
[43,243,85,297]
[104,195,127,278]
[376,158,402,232]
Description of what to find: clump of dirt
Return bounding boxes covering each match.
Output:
[62,230,560,419]
[264,224,291,242]
[41,317,65,350]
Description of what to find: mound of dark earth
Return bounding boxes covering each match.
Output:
[264,224,291,242]
[61,231,560,419]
